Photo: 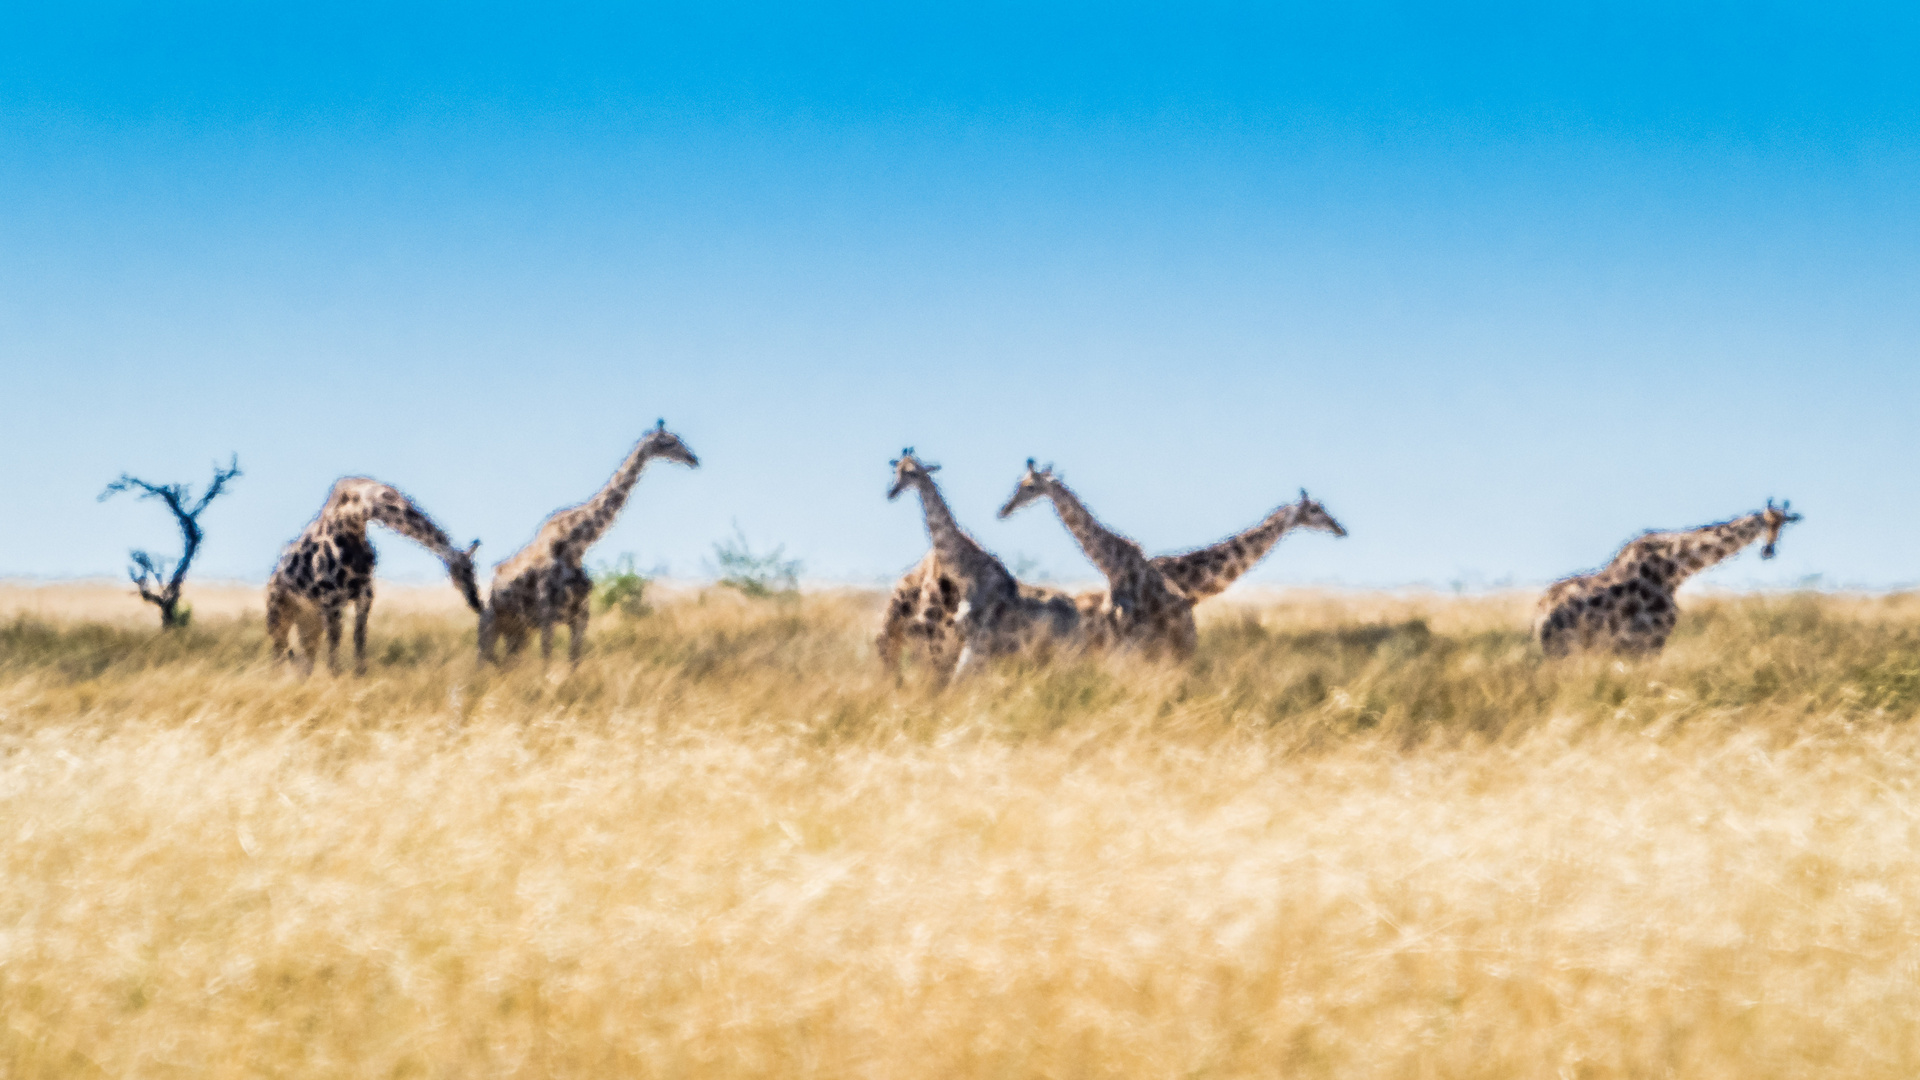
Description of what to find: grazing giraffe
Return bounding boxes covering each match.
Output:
[997,459,1198,657]
[1536,499,1802,657]
[1148,490,1347,602]
[877,449,1080,681]
[481,421,698,664]
[266,479,481,676]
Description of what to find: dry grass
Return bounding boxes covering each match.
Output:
[4,582,1920,1078]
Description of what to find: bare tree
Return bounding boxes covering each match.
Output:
[99,456,242,628]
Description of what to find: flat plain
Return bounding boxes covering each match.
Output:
[4,581,1920,1079]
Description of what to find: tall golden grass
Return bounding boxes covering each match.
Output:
[3,581,1919,1078]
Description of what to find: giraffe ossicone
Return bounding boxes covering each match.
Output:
[1759,498,1795,559]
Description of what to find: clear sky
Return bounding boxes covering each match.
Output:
[4,2,1916,589]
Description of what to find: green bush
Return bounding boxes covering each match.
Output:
[592,554,652,618]
[710,526,802,599]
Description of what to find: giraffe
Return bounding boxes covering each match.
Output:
[877,449,1080,681]
[996,459,1198,657]
[266,478,481,676]
[1536,499,1802,657]
[876,550,965,679]
[877,551,1094,680]
[480,420,698,664]
[1147,489,1347,601]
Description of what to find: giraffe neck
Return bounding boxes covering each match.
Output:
[322,481,459,564]
[556,442,658,561]
[1634,513,1770,588]
[365,490,461,564]
[911,476,1001,579]
[1150,503,1301,601]
[1042,480,1144,584]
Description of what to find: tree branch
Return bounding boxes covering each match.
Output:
[189,456,243,517]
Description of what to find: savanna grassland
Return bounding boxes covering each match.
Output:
[4,581,1920,1079]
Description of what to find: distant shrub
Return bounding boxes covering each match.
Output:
[1009,553,1050,581]
[592,554,653,618]
[710,526,802,599]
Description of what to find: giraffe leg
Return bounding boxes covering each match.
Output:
[876,600,907,673]
[477,608,495,665]
[918,622,956,686]
[322,603,346,675]
[878,596,925,679]
[352,595,372,676]
[949,643,975,680]
[568,607,589,665]
[531,580,560,664]
[266,592,292,667]
[909,584,964,682]
[878,560,936,678]
[293,605,323,677]
[1170,614,1199,660]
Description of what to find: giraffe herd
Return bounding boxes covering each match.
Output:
[873,451,1348,681]
[262,423,1803,676]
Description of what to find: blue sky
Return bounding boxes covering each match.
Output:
[4,2,1916,589]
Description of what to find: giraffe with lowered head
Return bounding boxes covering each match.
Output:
[267,479,481,675]
[997,459,1197,657]
[878,449,1080,680]
[1148,489,1347,602]
[1536,499,1801,657]
[481,420,698,664]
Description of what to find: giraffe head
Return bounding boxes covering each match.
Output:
[886,448,940,500]
[1292,489,1348,538]
[446,540,483,612]
[996,458,1055,519]
[640,419,700,468]
[1759,498,1801,559]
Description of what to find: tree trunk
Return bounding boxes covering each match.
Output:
[152,588,187,629]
